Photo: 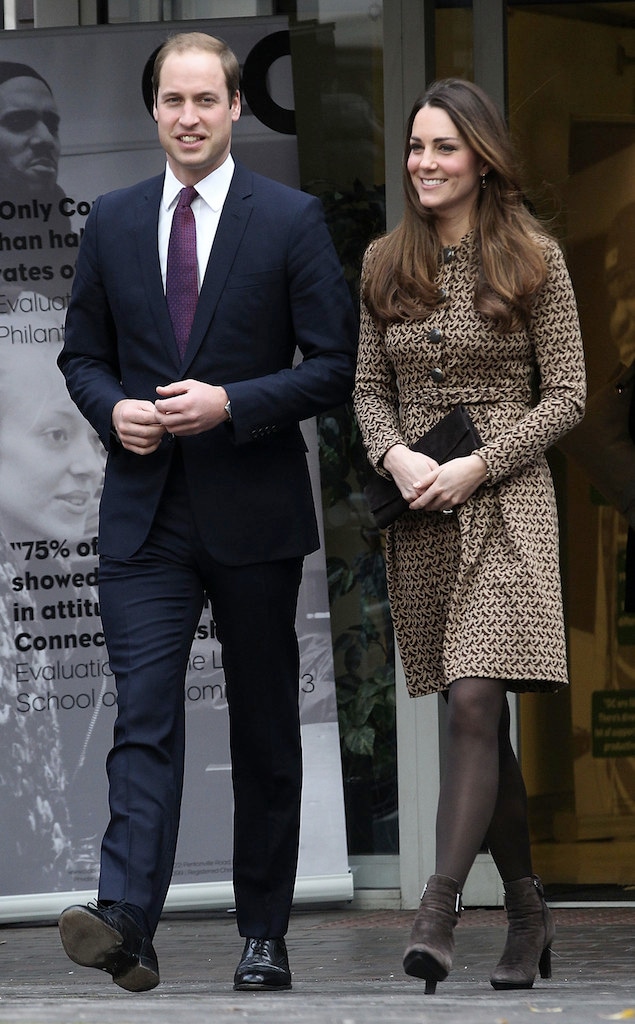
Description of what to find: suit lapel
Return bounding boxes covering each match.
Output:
[179,161,254,375]
[134,175,182,367]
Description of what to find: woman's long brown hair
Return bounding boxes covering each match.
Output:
[364,79,549,333]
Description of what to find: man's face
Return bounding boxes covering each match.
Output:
[0,76,60,194]
[153,49,240,186]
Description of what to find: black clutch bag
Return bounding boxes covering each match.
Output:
[363,403,483,529]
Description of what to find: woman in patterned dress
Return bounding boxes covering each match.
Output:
[353,79,585,994]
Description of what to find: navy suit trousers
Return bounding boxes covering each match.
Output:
[97,450,304,938]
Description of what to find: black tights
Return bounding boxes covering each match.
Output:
[435,677,532,889]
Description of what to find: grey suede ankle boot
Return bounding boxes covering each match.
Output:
[402,874,462,994]
[490,875,555,990]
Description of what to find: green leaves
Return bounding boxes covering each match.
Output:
[336,667,396,760]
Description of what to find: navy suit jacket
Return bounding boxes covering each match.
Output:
[59,160,357,564]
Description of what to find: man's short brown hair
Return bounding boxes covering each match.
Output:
[152,32,240,106]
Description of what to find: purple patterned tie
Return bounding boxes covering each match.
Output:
[166,185,199,358]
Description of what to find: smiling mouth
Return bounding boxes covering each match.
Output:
[422,178,447,186]
[58,492,90,511]
[178,134,203,144]
[28,158,57,171]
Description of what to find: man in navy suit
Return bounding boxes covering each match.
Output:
[57,31,356,993]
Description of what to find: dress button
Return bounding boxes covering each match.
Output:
[428,327,442,344]
[437,287,448,302]
[443,246,455,263]
[430,367,445,383]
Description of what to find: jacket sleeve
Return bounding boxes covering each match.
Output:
[57,195,128,451]
[223,194,358,445]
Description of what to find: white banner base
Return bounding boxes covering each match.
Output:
[0,873,353,926]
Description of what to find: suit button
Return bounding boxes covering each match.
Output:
[430,367,445,383]
[428,328,442,344]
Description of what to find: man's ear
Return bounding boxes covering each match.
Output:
[231,90,241,122]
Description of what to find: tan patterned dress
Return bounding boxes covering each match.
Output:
[353,231,586,697]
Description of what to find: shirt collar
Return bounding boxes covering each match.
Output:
[162,154,235,212]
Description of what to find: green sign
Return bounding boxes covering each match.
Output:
[592,690,635,757]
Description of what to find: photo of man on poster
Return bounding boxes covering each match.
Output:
[0,61,77,298]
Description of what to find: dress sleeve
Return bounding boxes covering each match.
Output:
[475,237,587,484]
[353,248,405,470]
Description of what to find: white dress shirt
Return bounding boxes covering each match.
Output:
[158,154,235,292]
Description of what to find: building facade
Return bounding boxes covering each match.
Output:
[4,0,635,908]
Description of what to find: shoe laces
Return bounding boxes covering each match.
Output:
[91,899,128,912]
[250,938,269,953]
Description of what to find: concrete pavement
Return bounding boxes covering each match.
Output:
[1,904,634,1023]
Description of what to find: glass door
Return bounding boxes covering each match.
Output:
[508,1,635,899]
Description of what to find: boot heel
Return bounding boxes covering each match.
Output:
[538,944,552,980]
[425,979,437,995]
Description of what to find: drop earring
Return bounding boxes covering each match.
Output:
[480,173,488,190]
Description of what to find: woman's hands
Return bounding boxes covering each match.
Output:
[382,444,488,513]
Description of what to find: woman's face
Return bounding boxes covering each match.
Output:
[0,348,103,544]
[407,104,485,236]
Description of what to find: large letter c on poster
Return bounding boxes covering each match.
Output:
[242,31,296,136]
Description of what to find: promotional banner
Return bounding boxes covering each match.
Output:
[0,18,351,920]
